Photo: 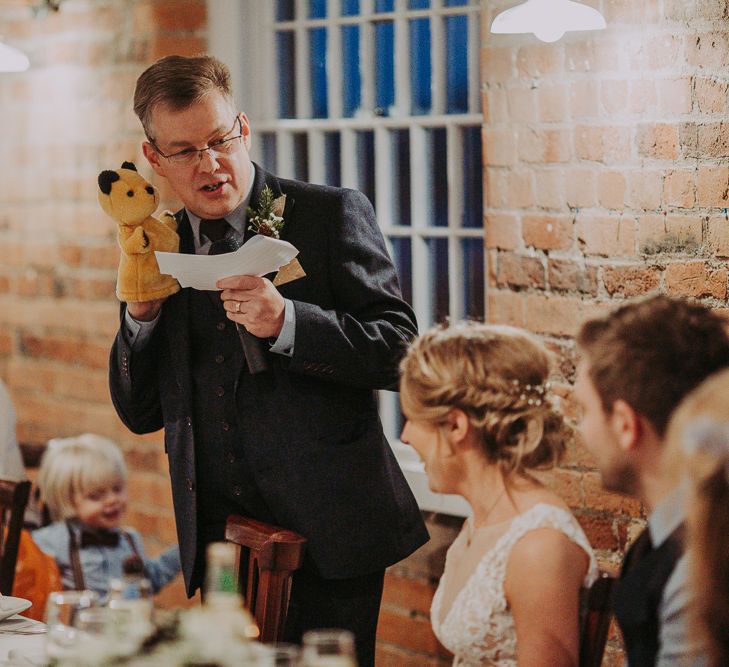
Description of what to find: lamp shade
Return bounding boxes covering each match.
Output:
[491,0,606,43]
[0,40,30,72]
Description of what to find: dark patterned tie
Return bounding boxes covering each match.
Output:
[199,218,231,245]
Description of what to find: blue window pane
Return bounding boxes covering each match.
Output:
[429,128,448,227]
[427,238,449,324]
[462,238,485,319]
[410,19,431,114]
[409,0,429,8]
[260,133,277,173]
[325,132,341,187]
[309,0,326,18]
[375,21,394,115]
[375,0,394,11]
[462,126,483,228]
[357,130,376,207]
[310,28,328,118]
[446,15,469,113]
[393,129,410,227]
[276,0,294,21]
[444,0,469,6]
[389,237,412,306]
[277,31,296,118]
[342,25,361,117]
[293,133,308,182]
[341,0,359,15]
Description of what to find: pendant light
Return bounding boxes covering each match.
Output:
[491,0,606,43]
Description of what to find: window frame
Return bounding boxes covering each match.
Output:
[207,0,483,517]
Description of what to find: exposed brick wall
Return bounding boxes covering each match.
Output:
[0,0,206,609]
[474,0,729,662]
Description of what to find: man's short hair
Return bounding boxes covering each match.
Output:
[133,54,233,140]
[577,295,729,437]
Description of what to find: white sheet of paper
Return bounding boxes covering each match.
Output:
[155,235,299,291]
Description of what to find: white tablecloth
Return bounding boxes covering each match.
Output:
[0,616,46,665]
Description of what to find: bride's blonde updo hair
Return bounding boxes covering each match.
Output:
[399,321,569,477]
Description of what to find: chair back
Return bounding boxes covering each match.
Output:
[0,479,32,594]
[579,570,616,667]
[225,515,306,643]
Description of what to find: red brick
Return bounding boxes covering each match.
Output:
[637,214,702,254]
[627,171,663,210]
[547,259,599,295]
[149,35,206,60]
[636,123,679,160]
[686,32,729,70]
[516,43,563,79]
[694,76,728,114]
[538,467,583,509]
[576,514,620,551]
[600,80,628,115]
[706,214,729,257]
[522,215,573,251]
[565,168,597,208]
[628,34,682,71]
[665,262,727,299]
[487,290,526,328]
[382,573,437,616]
[376,609,441,655]
[482,46,515,85]
[538,84,570,122]
[518,128,571,164]
[486,213,520,250]
[524,294,608,337]
[496,252,545,289]
[484,127,517,166]
[577,215,636,257]
[663,170,696,208]
[133,0,206,32]
[697,165,729,207]
[565,40,620,74]
[505,87,539,123]
[575,126,631,163]
[629,79,658,114]
[598,171,627,210]
[534,170,564,210]
[19,333,110,369]
[602,265,661,298]
[657,77,692,115]
[697,122,729,159]
[569,81,600,119]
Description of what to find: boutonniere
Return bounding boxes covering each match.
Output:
[247,186,286,239]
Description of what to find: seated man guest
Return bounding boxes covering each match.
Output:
[400,321,597,667]
[664,368,729,667]
[573,295,729,666]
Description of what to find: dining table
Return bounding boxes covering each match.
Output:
[0,615,46,666]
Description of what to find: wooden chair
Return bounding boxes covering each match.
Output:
[0,479,32,595]
[579,570,617,667]
[225,515,307,643]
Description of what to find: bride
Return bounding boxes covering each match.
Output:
[400,322,597,666]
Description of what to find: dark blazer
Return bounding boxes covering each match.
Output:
[109,165,429,595]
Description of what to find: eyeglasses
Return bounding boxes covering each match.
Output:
[149,116,244,166]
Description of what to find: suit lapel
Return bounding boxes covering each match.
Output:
[246,163,295,243]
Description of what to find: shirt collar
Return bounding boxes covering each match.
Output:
[186,162,256,252]
[647,482,686,548]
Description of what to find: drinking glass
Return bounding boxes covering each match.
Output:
[301,629,357,667]
[44,590,99,659]
[268,642,302,666]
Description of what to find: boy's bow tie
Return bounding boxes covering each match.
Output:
[80,528,119,548]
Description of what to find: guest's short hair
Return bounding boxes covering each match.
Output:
[399,321,569,477]
[577,295,729,437]
[134,54,234,140]
[37,434,127,521]
[665,369,729,667]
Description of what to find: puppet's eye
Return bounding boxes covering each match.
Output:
[127,190,134,197]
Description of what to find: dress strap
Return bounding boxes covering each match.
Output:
[66,521,86,591]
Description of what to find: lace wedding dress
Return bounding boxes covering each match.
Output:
[431,503,598,666]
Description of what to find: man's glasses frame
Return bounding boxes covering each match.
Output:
[149,116,244,166]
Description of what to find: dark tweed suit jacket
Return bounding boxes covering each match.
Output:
[109,165,429,595]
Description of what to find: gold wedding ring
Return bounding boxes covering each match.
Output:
[235,301,241,313]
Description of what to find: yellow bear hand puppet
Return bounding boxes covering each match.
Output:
[98,162,180,302]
